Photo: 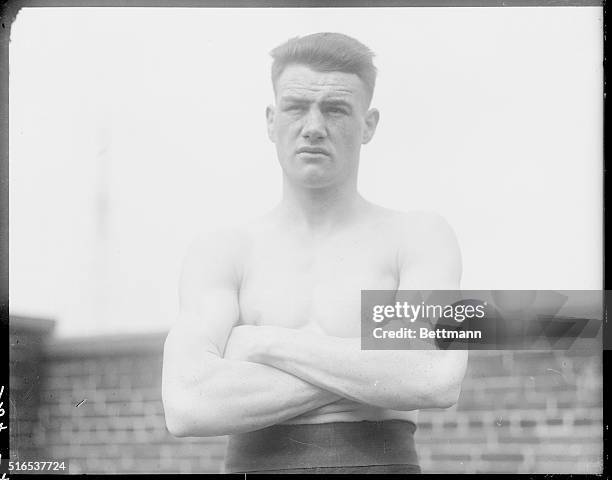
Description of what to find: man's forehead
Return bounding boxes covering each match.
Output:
[276,65,366,102]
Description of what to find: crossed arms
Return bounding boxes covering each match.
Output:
[162,217,467,438]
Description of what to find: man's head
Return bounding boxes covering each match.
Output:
[270,32,377,107]
[266,33,380,190]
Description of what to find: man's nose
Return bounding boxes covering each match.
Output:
[302,108,326,141]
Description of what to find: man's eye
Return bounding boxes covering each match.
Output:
[326,107,347,115]
[285,105,305,112]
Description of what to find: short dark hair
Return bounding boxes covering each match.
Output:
[270,32,377,105]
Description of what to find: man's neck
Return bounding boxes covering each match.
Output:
[275,179,369,235]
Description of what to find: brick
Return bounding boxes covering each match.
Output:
[130,372,162,390]
[533,443,602,455]
[43,376,75,390]
[481,453,523,462]
[497,435,541,444]
[160,444,225,459]
[458,396,551,413]
[569,355,602,374]
[536,454,601,463]
[481,384,528,399]
[573,418,595,426]
[532,460,602,474]
[423,463,470,474]
[456,388,480,407]
[121,444,170,459]
[491,417,511,428]
[430,453,472,462]
[104,389,141,403]
[546,418,563,426]
[462,375,524,390]
[543,429,602,443]
[531,383,578,396]
[8,448,46,463]
[466,354,509,377]
[475,462,523,474]
[555,391,602,408]
[558,398,602,409]
[522,375,572,393]
[9,375,25,390]
[455,400,498,412]
[506,398,548,411]
[510,351,565,375]
[416,435,489,445]
[139,388,163,402]
[9,360,41,377]
[68,462,84,474]
[467,419,484,428]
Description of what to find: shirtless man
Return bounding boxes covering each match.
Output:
[162,32,467,474]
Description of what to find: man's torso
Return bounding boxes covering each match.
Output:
[234,204,421,425]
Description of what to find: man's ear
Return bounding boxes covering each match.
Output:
[362,108,380,145]
[266,105,275,142]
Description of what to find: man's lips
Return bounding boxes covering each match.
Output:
[296,147,330,156]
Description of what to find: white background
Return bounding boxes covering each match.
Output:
[9,7,603,337]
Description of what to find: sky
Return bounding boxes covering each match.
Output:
[9,7,603,337]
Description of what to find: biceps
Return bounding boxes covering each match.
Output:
[163,291,239,389]
[180,289,240,353]
[397,222,462,290]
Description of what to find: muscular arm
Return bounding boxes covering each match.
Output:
[225,213,468,411]
[161,231,341,438]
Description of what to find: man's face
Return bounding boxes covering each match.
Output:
[267,64,379,189]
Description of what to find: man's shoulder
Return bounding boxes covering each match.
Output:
[366,204,456,239]
[402,210,456,238]
[185,225,254,268]
[188,209,288,254]
[369,206,462,285]
[369,205,460,262]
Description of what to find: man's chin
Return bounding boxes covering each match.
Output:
[292,174,336,190]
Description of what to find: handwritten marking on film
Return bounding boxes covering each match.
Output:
[0,386,7,479]
[0,385,6,430]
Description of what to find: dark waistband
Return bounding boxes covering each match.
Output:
[224,420,419,473]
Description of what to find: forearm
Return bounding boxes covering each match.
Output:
[248,326,466,411]
[164,354,341,437]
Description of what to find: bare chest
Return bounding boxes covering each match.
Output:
[238,233,398,337]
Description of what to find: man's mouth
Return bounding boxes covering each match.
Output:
[296,147,330,156]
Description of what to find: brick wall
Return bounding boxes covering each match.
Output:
[9,317,602,474]
[8,316,56,463]
[416,346,602,474]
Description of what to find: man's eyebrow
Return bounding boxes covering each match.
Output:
[279,96,311,104]
[278,96,355,111]
[320,99,353,109]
